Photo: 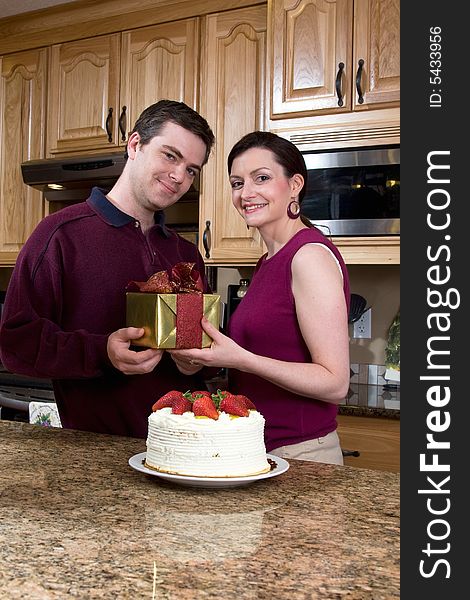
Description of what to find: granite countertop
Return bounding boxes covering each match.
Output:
[0,421,399,599]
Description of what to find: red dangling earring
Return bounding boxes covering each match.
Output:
[287,200,301,219]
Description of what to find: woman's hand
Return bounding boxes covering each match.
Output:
[107,327,164,375]
[169,317,251,371]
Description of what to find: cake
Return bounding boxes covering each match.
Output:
[144,390,270,477]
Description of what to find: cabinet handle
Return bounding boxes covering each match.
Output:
[119,106,127,142]
[342,449,361,457]
[355,59,364,104]
[335,62,345,107]
[105,107,113,142]
[202,220,211,259]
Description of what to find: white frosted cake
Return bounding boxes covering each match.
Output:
[145,405,270,478]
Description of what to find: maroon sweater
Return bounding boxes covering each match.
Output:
[0,188,209,437]
[228,228,350,452]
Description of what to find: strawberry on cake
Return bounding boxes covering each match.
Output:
[144,390,270,477]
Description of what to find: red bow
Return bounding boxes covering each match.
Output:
[126,262,204,294]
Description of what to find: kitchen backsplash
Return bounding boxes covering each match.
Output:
[346,363,400,411]
[350,363,389,386]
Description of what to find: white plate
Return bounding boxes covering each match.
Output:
[128,452,289,488]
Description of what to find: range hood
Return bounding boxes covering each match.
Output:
[21,153,127,202]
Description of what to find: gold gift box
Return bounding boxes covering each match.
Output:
[126,292,220,349]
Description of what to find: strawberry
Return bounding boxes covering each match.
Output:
[171,396,193,415]
[211,389,234,406]
[234,394,256,411]
[220,395,249,417]
[192,395,219,420]
[189,390,212,400]
[152,390,184,412]
[211,389,251,415]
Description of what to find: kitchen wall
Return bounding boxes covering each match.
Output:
[347,265,399,365]
[215,263,400,366]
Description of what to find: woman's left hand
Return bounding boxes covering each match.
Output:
[168,317,250,371]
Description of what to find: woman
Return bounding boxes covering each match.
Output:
[171,131,350,464]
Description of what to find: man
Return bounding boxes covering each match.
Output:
[0,100,215,438]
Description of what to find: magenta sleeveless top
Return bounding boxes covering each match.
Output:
[228,228,350,452]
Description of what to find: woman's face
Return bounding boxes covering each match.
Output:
[229,147,296,228]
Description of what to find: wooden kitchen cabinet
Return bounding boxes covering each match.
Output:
[48,19,199,155]
[333,236,399,264]
[120,19,199,141]
[337,414,400,472]
[198,5,268,264]
[0,0,399,268]
[269,0,400,119]
[266,0,400,266]
[352,0,400,109]
[0,49,47,265]
[48,34,121,154]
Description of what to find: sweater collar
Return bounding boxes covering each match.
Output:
[87,187,170,237]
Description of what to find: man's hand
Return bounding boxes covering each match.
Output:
[169,352,204,376]
[107,327,163,375]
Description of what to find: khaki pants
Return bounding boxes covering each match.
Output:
[270,430,344,465]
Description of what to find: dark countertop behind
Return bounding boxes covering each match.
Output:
[0,421,400,599]
[207,376,401,420]
[339,382,400,419]
[1,364,400,421]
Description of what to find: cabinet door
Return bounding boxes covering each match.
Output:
[120,19,199,144]
[353,0,400,110]
[48,34,121,154]
[270,0,353,118]
[199,6,267,264]
[0,49,47,261]
[337,415,400,472]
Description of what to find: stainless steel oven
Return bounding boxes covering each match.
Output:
[0,368,55,422]
[300,146,400,236]
[0,299,55,422]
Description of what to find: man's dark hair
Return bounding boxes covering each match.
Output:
[129,99,215,165]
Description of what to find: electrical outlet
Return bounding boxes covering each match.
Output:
[353,308,372,339]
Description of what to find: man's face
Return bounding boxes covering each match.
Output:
[128,121,206,212]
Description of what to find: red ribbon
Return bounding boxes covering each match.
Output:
[176,292,204,348]
[126,262,204,294]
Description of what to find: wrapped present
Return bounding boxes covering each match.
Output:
[126,262,220,349]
